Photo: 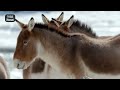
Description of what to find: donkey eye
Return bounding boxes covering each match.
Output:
[23,40,28,45]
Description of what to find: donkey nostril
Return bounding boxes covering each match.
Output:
[17,63,19,68]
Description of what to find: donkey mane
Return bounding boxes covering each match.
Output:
[34,23,78,37]
[70,20,97,37]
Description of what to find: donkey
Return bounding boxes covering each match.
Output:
[14,14,110,77]
[0,56,10,79]
[13,17,120,79]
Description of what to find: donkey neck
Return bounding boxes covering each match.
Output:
[34,28,74,65]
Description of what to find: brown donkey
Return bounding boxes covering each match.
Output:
[13,17,120,79]
[13,17,100,79]
[0,56,9,79]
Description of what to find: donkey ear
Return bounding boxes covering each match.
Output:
[42,14,50,24]
[51,18,60,27]
[66,15,74,28]
[15,19,25,29]
[57,12,64,22]
[28,17,35,32]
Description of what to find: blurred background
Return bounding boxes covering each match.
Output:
[0,11,120,79]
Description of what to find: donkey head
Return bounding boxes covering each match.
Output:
[13,17,38,69]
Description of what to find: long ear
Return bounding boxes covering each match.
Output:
[65,15,74,28]
[28,17,35,32]
[57,12,64,22]
[15,19,25,28]
[51,18,60,27]
[42,14,50,24]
